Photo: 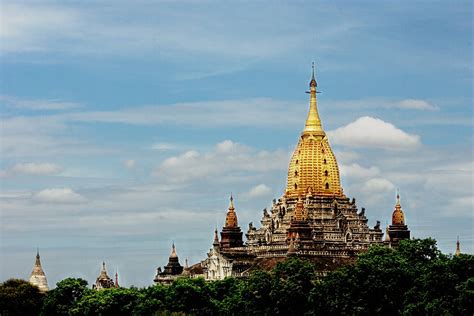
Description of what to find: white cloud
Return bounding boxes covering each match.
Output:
[397,99,438,110]
[0,3,358,61]
[360,178,395,193]
[153,140,288,183]
[150,142,180,152]
[443,196,474,217]
[0,115,115,158]
[1,162,62,177]
[340,163,380,179]
[124,159,136,169]
[247,184,272,198]
[0,4,81,53]
[0,95,80,110]
[65,98,303,128]
[333,150,360,164]
[328,116,421,149]
[33,188,86,204]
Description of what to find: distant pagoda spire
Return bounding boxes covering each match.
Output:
[94,261,114,290]
[114,271,119,288]
[170,242,177,258]
[455,236,461,256]
[100,262,108,278]
[213,228,220,247]
[29,249,49,292]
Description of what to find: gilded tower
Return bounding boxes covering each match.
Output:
[245,64,383,254]
[29,250,49,293]
[286,64,343,197]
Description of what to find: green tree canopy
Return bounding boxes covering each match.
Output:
[0,278,44,316]
[41,277,90,316]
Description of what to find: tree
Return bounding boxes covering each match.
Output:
[165,277,212,314]
[309,239,474,316]
[132,284,168,315]
[207,277,246,314]
[0,278,44,316]
[71,287,140,316]
[270,257,316,315]
[41,278,90,315]
[241,269,273,315]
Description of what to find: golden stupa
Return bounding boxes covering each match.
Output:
[392,193,405,225]
[286,64,343,197]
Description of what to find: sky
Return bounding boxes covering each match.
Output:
[0,1,472,288]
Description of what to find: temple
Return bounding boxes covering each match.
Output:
[153,65,412,282]
[154,243,184,284]
[199,64,409,280]
[93,262,116,290]
[29,250,49,293]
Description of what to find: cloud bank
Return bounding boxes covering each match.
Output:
[328,116,421,149]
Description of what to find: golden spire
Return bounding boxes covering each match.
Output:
[286,64,343,197]
[392,190,405,225]
[455,236,461,256]
[304,62,325,137]
[225,194,238,227]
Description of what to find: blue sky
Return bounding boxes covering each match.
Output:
[0,1,472,287]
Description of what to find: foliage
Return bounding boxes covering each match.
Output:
[3,239,473,315]
[271,257,316,315]
[165,277,213,314]
[41,278,90,315]
[0,278,44,316]
[309,238,474,316]
[71,287,141,316]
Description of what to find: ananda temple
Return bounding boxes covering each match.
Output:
[153,66,413,284]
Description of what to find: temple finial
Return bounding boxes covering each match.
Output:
[229,193,234,209]
[396,189,400,205]
[170,242,178,258]
[309,62,317,88]
[455,236,461,256]
[213,228,220,246]
[304,62,323,135]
